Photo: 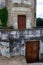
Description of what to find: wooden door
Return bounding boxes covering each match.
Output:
[18,15,26,30]
[26,41,39,63]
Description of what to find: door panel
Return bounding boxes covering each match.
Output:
[18,15,26,30]
[26,41,39,63]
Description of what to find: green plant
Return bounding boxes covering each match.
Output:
[36,18,43,26]
[0,7,8,27]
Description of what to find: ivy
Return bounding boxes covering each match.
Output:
[0,7,8,27]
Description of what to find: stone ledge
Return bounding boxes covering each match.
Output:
[13,3,31,8]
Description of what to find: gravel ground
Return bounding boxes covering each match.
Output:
[28,63,43,65]
[0,56,27,65]
[0,56,43,65]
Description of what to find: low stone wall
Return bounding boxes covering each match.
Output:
[0,28,43,58]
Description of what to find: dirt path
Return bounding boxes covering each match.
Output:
[0,56,27,65]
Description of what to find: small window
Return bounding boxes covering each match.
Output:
[14,3,18,7]
[34,13,36,18]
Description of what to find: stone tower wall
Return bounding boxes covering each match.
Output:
[6,0,36,29]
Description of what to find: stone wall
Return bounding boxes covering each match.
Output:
[0,28,43,59]
[0,0,36,29]
[6,0,36,29]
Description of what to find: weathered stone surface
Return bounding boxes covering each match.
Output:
[0,46,10,57]
[0,29,43,58]
[6,0,36,29]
